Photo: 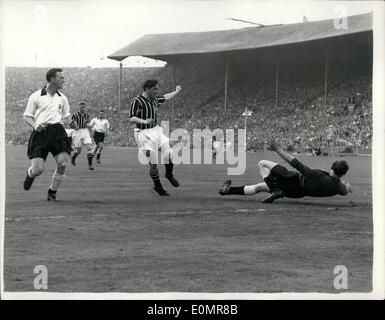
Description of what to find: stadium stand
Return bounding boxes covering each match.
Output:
[6,13,372,152]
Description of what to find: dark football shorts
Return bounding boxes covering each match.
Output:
[93,131,105,144]
[27,123,72,160]
[264,164,305,198]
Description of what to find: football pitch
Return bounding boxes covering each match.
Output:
[3,146,373,293]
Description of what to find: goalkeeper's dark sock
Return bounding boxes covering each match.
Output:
[96,153,101,161]
[228,186,245,195]
[48,188,57,196]
[150,167,162,188]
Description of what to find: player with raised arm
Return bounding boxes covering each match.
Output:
[23,68,72,201]
[219,137,352,203]
[129,80,182,196]
[89,110,110,164]
[70,101,95,170]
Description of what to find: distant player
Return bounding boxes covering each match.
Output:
[22,68,72,201]
[212,136,220,159]
[219,137,352,203]
[70,101,95,170]
[212,135,231,159]
[129,80,182,196]
[89,110,110,164]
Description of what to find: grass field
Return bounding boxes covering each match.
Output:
[3,145,372,293]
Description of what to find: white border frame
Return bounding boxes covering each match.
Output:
[0,1,384,300]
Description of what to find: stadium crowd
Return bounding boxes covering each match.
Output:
[5,52,372,151]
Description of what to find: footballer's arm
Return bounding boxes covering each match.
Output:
[62,115,72,127]
[266,137,295,163]
[129,117,154,125]
[164,85,182,101]
[23,115,36,129]
[23,115,44,132]
[266,137,319,177]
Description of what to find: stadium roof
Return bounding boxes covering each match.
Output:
[108,12,372,61]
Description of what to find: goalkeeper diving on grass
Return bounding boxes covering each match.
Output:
[219,137,352,203]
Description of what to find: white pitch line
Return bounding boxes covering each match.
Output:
[5,213,110,222]
[5,205,367,222]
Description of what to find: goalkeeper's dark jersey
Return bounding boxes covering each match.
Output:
[289,158,347,197]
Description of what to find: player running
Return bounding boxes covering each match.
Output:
[219,137,352,203]
[23,68,72,201]
[70,101,95,170]
[129,79,182,196]
[89,110,110,164]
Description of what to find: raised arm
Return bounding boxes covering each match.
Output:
[266,137,295,163]
[164,85,182,101]
[266,137,318,177]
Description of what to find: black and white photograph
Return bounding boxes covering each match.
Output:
[0,0,384,300]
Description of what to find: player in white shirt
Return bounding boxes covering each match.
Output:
[212,136,221,159]
[23,68,72,201]
[89,110,110,164]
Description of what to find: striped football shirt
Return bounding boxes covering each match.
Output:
[129,95,166,130]
[71,111,90,129]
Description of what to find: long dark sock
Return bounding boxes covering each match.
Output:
[72,152,80,160]
[96,153,101,160]
[150,167,162,188]
[87,153,93,166]
[165,161,173,176]
[48,188,57,195]
[228,186,245,195]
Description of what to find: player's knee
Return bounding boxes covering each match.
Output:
[259,160,274,168]
[54,171,66,180]
[56,161,67,173]
[163,148,173,161]
[56,156,67,170]
[32,164,44,176]
[258,160,267,168]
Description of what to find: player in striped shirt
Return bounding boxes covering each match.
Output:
[70,101,95,170]
[129,79,182,196]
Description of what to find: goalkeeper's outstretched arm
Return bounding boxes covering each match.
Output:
[266,137,294,163]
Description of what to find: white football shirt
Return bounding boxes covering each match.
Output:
[23,86,71,126]
[89,118,110,133]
